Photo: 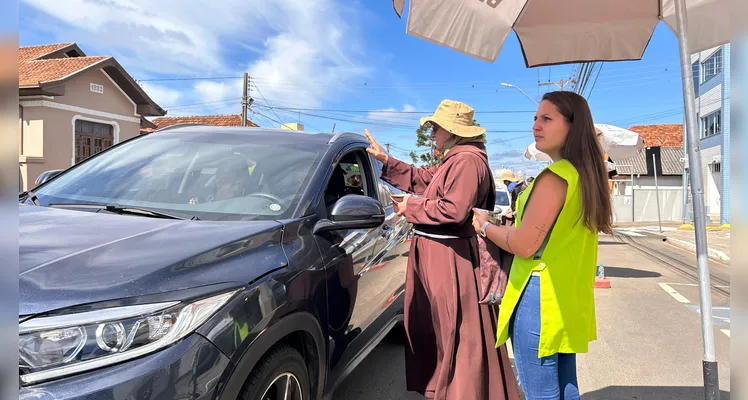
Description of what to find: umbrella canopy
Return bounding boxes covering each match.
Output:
[595,124,645,161]
[524,142,553,162]
[392,0,729,67]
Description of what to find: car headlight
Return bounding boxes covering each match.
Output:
[19,289,241,385]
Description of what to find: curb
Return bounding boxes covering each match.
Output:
[665,237,730,262]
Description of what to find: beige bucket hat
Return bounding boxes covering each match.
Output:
[420,99,487,138]
[498,169,518,182]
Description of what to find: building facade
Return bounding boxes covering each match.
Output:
[18,43,165,191]
[689,43,730,224]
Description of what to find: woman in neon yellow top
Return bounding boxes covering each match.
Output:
[473,91,613,399]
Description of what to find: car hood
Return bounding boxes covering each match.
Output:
[19,205,284,316]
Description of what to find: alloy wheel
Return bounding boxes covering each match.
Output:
[261,372,303,400]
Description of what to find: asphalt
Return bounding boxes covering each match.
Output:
[331,233,731,399]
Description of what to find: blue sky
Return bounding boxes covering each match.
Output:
[20,0,689,176]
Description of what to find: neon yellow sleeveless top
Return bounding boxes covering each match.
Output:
[495,159,598,357]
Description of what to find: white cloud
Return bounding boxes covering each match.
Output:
[21,0,371,112]
[365,104,420,125]
[194,81,242,104]
[138,82,182,106]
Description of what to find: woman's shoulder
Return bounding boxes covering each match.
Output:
[546,159,580,184]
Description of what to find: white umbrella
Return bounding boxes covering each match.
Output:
[523,142,553,162]
[392,0,728,67]
[390,1,728,396]
[595,124,646,161]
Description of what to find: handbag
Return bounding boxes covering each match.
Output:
[474,159,515,305]
[477,232,514,305]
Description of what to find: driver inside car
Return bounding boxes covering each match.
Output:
[214,155,251,201]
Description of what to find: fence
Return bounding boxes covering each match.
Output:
[612,188,684,224]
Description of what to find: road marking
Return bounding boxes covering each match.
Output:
[721,329,730,338]
[617,230,646,237]
[658,283,691,303]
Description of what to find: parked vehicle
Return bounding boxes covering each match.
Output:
[18,126,412,400]
[493,189,511,216]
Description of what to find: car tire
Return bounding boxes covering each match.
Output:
[239,345,311,400]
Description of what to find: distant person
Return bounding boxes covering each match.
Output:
[365,98,519,400]
[473,91,613,399]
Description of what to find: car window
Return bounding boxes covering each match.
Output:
[30,134,324,221]
[495,190,510,206]
[323,150,377,213]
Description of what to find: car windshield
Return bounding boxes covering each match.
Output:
[495,191,510,206]
[30,132,325,221]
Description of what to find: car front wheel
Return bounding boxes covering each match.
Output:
[239,345,311,400]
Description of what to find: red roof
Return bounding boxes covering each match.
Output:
[143,114,258,133]
[20,56,109,86]
[628,124,683,148]
[19,43,75,62]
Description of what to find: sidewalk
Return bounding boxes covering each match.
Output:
[614,222,731,262]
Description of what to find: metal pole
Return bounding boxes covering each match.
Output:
[241,72,248,127]
[631,172,635,223]
[673,0,719,399]
[653,153,663,233]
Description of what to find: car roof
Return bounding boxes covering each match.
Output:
[148,125,367,148]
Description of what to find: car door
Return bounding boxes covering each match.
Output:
[313,148,381,380]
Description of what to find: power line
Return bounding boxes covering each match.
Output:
[255,105,536,114]
[251,82,284,127]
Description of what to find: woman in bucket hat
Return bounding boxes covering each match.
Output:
[366,99,519,400]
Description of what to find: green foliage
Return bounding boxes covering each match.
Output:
[409,119,480,167]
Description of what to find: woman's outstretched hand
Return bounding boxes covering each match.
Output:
[365,129,389,164]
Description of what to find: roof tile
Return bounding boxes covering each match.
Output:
[19,43,74,62]
[614,147,684,176]
[19,56,109,86]
[628,124,683,147]
[150,114,259,130]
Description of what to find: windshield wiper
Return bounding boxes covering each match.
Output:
[48,203,199,221]
[19,191,40,206]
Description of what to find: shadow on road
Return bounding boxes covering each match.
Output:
[332,326,424,400]
[583,385,730,399]
[603,266,662,278]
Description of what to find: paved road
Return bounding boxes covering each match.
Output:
[331,232,731,399]
[331,328,424,400]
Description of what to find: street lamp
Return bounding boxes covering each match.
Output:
[500,82,538,105]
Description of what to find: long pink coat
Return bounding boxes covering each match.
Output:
[381,143,519,400]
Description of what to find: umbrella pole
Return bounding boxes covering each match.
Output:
[673,0,720,399]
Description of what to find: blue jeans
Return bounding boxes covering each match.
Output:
[509,275,580,400]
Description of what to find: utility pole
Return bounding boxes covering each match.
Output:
[538,77,577,91]
[385,143,391,153]
[241,72,249,127]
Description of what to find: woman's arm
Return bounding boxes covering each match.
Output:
[474,171,567,258]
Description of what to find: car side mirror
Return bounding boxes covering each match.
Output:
[313,194,386,234]
[35,169,64,186]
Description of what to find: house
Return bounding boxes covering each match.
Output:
[141,114,259,134]
[19,43,166,190]
[690,43,730,224]
[610,124,686,223]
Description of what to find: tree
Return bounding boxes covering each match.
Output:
[409,120,481,167]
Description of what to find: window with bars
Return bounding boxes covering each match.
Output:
[75,120,114,163]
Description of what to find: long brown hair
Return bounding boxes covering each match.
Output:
[541,91,613,235]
